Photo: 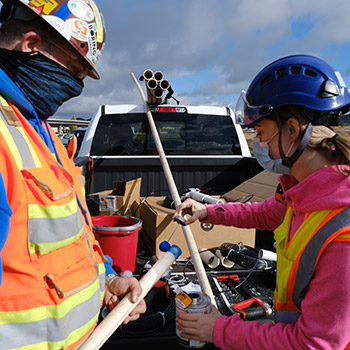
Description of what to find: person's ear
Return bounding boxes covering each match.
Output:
[16,31,42,52]
[286,118,300,142]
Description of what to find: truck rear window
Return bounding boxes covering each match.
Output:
[90,112,242,156]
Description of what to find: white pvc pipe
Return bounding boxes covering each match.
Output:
[215,249,234,268]
[147,78,157,90]
[81,247,180,350]
[143,69,154,81]
[146,79,160,104]
[200,249,220,269]
[258,249,277,262]
[130,72,216,306]
[153,70,164,81]
[159,79,170,90]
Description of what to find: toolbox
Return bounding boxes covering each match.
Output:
[101,255,276,349]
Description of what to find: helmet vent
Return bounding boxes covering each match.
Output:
[291,66,302,75]
[276,68,286,79]
[260,74,273,86]
[304,69,317,77]
[319,80,340,98]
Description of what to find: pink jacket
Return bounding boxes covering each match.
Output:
[205,166,350,350]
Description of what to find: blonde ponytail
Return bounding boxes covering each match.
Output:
[272,105,350,171]
[308,125,350,168]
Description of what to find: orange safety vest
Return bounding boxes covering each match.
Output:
[0,96,106,350]
[274,204,350,348]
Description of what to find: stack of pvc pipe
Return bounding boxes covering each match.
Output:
[142,69,170,105]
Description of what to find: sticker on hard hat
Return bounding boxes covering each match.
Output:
[67,18,89,41]
[20,0,106,74]
[87,23,98,61]
[87,0,104,43]
[43,15,71,41]
[68,0,95,21]
[29,0,59,15]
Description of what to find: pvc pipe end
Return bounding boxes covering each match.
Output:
[159,241,171,252]
[169,245,182,259]
[258,249,277,262]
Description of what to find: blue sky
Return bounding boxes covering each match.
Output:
[57,0,350,119]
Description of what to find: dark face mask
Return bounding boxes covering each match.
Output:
[0,48,84,119]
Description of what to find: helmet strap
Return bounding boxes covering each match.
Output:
[278,122,314,168]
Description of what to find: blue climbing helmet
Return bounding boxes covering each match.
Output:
[235,54,350,126]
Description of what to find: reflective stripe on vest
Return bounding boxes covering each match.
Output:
[0,263,105,349]
[293,207,350,310]
[275,206,350,324]
[28,198,84,255]
[0,109,38,170]
[0,96,105,349]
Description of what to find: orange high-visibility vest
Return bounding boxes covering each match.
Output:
[0,96,106,350]
[274,204,350,348]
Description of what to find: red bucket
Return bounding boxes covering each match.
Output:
[92,216,142,274]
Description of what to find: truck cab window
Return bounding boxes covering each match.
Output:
[90,112,241,156]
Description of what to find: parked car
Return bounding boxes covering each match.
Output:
[76,104,262,215]
[61,127,87,153]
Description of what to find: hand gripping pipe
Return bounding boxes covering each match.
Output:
[130,72,217,307]
[81,245,182,350]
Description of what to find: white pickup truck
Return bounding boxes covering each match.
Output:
[76,104,262,214]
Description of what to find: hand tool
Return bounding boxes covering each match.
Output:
[213,274,272,320]
[232,296,272,320]
[212,276,235,314]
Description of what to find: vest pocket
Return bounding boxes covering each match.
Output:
[21,165,84,258]
[44,253,99,300]
[21,164,74,201]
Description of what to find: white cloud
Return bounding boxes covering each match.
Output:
[55,0,350,118]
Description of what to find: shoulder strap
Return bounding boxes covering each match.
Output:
[293,207,350,309]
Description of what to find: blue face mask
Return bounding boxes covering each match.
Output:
[252,132,291,174]
[0,49,84,120]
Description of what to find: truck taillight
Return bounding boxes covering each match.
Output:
[157,107,186,113]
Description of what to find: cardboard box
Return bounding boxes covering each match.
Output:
[89,178,141,215]
[140,196,255,258]
[222,170,279,203]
